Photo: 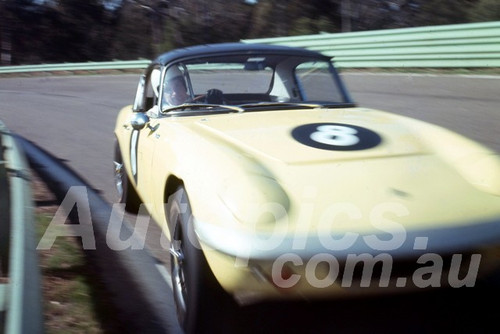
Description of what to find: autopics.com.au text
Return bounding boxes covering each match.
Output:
[37,186,486,289]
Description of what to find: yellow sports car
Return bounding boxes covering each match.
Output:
[114,43,500,332]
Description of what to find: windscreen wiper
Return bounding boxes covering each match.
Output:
[161,103,245,114]
[238,102,324,109]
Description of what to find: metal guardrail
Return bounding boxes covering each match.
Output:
[242,21,500,68]
[0,121,43,334]
[15,135,182,334]
[0,21,499,73]
[0,59,150,74]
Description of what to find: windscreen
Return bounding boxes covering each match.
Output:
[187,63,274,95]
[161,53,349,109]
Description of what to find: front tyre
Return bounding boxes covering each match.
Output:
[113,142,141,213]
[167,186,223,333]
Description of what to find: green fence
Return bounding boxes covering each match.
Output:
[242,21,500,68]
[0,59,150,74]
[0,21,499,73]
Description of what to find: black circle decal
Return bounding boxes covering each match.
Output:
[291,123,382,151]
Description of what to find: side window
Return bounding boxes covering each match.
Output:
[295,62,343,102]
[132,66,162,113]
[132,74,146,112]
[145,66,161,112]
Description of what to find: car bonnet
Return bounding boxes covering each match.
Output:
[191,107,429,165]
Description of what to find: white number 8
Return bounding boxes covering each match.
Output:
[310,125,360,146]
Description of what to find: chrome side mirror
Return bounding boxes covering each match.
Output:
[130,113,150,130]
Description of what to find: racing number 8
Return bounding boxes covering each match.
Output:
[292,122,381,151]
[310,125,360,147]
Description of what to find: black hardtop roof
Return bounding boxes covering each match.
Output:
[153,42,330,66]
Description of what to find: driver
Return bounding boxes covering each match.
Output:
[163,66,189,106]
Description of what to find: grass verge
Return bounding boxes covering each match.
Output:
[36,214,105,334]
[32,172,122,334]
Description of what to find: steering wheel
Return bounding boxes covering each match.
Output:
[192,89,224,104]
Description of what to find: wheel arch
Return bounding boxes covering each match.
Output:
[163,174,185,231]
[164,174,184,203]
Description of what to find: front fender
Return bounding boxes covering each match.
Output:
[155,121,291,236]
[412,119,500,196]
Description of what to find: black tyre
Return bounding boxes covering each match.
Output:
[113,142,141,213]
[167,186,226,333]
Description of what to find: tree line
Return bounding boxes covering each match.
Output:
[0,0,498,65]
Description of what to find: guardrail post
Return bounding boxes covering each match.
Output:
[0,128,10,278]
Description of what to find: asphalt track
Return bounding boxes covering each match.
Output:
[1,72,499,333]
[1,73,499,203]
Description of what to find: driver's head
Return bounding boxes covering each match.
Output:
[164,66,189,106]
